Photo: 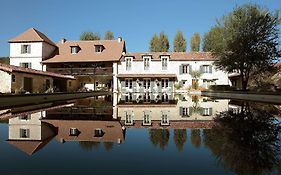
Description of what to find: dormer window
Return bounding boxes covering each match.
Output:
[95,45,104,53]
[71,46,79,54]
[125,57,132,71]
[143,57,150,70]
[161,56,168,70]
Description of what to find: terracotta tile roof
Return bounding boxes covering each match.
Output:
[0,63,75,80]
[6,136,55,155]
[123,52,215,61]
[8,28,57,47]
[43,120,125,143]
[117,73,177,78]
[42,40,126,63]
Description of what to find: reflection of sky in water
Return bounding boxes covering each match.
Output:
[0,95,280,175]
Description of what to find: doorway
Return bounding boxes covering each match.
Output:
[23,77,33,93]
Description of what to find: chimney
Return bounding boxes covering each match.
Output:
[60,38,66,44]
[118,37,122,43]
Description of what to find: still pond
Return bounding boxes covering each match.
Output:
[0,93,280,175]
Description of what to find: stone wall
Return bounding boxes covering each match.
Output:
[11,72,53,93]
[0,70,11,93]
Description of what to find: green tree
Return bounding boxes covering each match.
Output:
[203,103,281,175]
[214,4,281,90]
[149,129,170,150]
[191,129,201,148]
[0,57,9,64]
[149,34,160,52]
[173,129,187,151]
[202,26,224,52]
[104,31,114,40]
[80,31,100,40]
[190,32,200,51]
[159,32,169,52]
[173,31,187,52]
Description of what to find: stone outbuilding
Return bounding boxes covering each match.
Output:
[0,63,75,93]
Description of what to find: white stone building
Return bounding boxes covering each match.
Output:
[117,52,231,93]
[9,28,57,71]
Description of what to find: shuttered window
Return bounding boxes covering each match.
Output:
[21,45,31,54]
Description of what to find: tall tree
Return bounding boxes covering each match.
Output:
[173,31,187,52]
[202,26,224,52]
[159,32,169,52]
[190,32,200,51]
[104,31,114,40]
[173,129,187,151]
[80,31,100,40]
[149,34,160,52]
[214,4,281,90]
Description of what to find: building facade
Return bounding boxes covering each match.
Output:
[117,52,231,93]
[7,28,232,94]
[42,38,125,92]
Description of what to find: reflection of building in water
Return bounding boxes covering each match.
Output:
[46,97,113,120]
[6,111,57,155]
[115,93,229,128]
[43,97,125,144]
[42,119,125,144]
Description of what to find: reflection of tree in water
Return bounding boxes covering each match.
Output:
[104,142,114,151]
[149,129,170,150]
[79,141,100,151]
[191,129,201,149]
[203,104,281,175]
[173,129,187,151]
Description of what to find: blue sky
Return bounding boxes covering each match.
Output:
[0,0,280,57]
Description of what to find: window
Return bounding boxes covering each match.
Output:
[162,94,169,102]
[125,93,133,102]
[201,65,212,73]
[125,112,133,125]
[20,128,30,138]
[95,81,99,87]
[71,46,79,54]
[18,114,31,120]
[20,62,32,68]
[94,128,104,137]
[125,57,132,71]
[143,113,151,125]
[95,45,103,53]
[144,57,150,70]
[143,93,151,102]
[161,114,169,125]
[180,107,192,117]
[12,74,15,82]
[144,79,150,89]
[161,79,169,88]
[161,57,168,70]
[202,108,213,116]
[182,64,190,74]
[69,81,72,87]
[69,128,79,136]
[21,45,31,54]
[125,79,132,89]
